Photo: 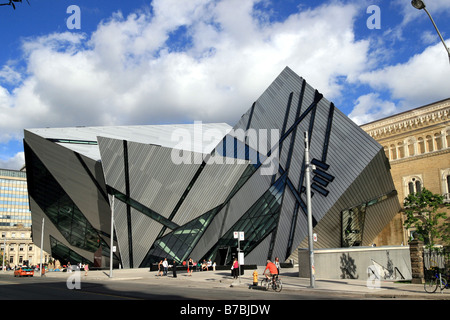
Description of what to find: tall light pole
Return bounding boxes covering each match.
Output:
[40,217,44,277]
[411,0,450,63]
[110,195,115,278]
[304,132,315,288]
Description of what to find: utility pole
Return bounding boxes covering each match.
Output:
[40,217,44,277]
[110,195,114,278]
[304,131,315,288]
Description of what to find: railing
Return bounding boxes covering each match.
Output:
[423,247,449,271]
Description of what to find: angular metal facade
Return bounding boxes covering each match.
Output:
[24,67,400,268]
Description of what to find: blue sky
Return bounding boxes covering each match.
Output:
[0,0,449,169]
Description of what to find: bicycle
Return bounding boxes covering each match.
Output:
[260,275,282,292]
[424,268,449,294]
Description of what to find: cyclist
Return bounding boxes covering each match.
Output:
[264,259,278,286]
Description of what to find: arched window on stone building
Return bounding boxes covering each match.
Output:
[417,137,425,154]
[445,128,450,149]
[426,135,433,152]
[407,137,416,157]
[397,142,405,159]
[434,133,443,150]
[404,175,423,197]
[390,144,397,160]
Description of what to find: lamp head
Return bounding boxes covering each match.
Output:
[411,0,426,10]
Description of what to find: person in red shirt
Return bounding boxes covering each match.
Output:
[264,259,278,282]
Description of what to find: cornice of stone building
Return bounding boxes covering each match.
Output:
[360,98,450,139]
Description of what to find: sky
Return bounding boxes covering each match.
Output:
[0,0,449,170]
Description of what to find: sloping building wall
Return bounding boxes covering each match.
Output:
[24,67,400,268]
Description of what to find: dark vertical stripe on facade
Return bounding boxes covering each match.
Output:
[123,140,133,268]
[272,92,294,185]
[74,153,109,204]
[246,102,256,131]
[322,103,335,163]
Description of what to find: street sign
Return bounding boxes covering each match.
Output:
[233,231,244,240]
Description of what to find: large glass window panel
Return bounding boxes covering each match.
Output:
[203,174,287,265]
[25,144,110,259]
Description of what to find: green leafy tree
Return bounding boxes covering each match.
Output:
[403,188,450,249]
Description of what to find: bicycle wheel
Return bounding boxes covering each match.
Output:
[438,277,448,291]
[274,279,282,292]
[260,279,269,290]
[424,276,438,293]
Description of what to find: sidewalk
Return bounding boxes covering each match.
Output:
[44,266,449,300]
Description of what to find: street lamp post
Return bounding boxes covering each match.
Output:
[110,195,114,278]
[411,0,450,63]
[40,217,44,277]
[304,131,315,288]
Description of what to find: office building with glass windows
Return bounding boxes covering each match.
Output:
[0,168,50,268]
[23,67,400,268]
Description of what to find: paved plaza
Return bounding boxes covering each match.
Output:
[39,266,449,300]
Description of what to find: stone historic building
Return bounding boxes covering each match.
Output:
[361,98,450,246]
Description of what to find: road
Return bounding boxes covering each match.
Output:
[0,272,361,300]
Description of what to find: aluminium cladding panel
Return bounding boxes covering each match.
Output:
[112,199,132,268]
[24,131,109,231]
[269,186,297,261]
[219,171,273,237]
[296,149,399,251]
[191,168,273,260]
[97,136,127,195]
[189,202,229,260]
[125,141,201,218]
[363,195,401,245]
[244,234,273,265]
[129,207,164,268]
[172,157,249,226]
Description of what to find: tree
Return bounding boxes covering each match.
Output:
[403,188,450,249]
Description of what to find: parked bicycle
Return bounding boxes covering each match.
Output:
[424,268,449,293]
[260,276,282,292]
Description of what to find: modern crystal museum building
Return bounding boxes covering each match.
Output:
[24,67,400,268]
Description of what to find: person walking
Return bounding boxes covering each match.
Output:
[232,258,239,279]
[163,258,169,276]
[157,260,163,276]
[275,257,281,275]
[188,258,194,276]
[84,263,89,276]
[172,260,177,278]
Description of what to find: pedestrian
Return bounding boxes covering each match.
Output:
[172,260,177,278]
[84,263,89,276]
[213,261,216,272]
[188,258,194,276]
[232,258,239,279]
[275,257,280,275]
[158,260,163,276]
[163,258,169,276]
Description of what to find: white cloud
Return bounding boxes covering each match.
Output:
[0,0,370,145]
[357,40,450,108]
[348,93,397,125]
[0,152,24,170]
